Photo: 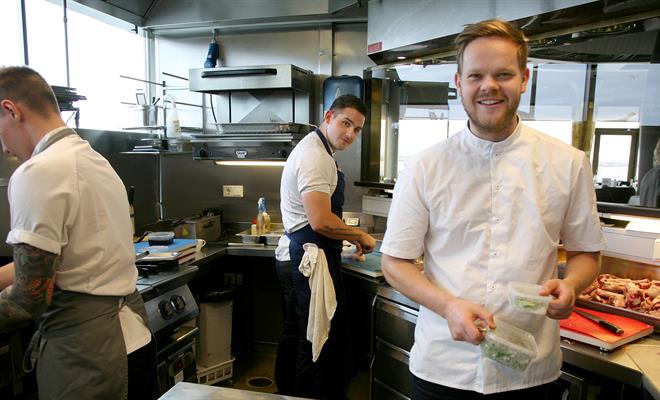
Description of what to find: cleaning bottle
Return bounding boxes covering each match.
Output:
[204,30,220,68]
[261,198,271,233]
[256,198,266,236]
[166,97,181,138]
[256,197,271,235]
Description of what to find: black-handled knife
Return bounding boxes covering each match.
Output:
[574,309,624,335]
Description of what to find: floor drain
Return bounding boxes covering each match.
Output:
[247,376,273,388]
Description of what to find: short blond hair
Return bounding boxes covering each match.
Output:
[455,19,528,74]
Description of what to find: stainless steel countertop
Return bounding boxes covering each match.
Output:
[159,382,310,399]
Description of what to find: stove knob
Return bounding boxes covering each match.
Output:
[278,149,288,158]
[158,300,175,319]
[198,147,209,158]
[170,295,186,312]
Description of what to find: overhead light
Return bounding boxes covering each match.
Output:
[214,160,286,166]
[397,56,406,60]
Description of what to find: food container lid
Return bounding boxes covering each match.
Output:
[478,317,538,371]
[147,231,175,241]
[507,281,552,315]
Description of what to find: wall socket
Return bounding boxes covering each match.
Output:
[223,185,244,198]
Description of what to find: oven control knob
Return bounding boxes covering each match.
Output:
[171,295,186,312]
[198,147,209,158]
[158,300,175,319]
[279,149,288,158]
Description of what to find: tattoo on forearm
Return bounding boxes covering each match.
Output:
[0,244,59,327]
[319,226,362,239]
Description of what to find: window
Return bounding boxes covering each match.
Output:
[0,0,23,66]
[592,128,638,183]
[25,0,67,86]
[20,0,145,129]
[67,6,145,130]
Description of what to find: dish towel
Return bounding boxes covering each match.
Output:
[298,243,337,362]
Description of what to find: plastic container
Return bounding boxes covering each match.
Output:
[478,317,538,371]
[166,98,181,138]
[507,281,552,315]
[146,231,175,245]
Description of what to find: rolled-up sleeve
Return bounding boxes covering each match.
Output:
[381,160,429,259]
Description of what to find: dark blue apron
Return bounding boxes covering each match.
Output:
[288,128,355,398]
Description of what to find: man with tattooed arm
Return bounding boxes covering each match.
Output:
[0,66,156,400]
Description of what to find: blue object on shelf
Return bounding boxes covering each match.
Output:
[323,75,364,111]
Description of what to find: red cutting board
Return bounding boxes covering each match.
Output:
[560,307,654,350]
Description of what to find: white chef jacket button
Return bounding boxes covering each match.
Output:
[491,251,498,257]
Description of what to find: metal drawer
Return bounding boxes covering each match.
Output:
[373,338,413,398]
[372,378,411,400]
[374,297,418,351]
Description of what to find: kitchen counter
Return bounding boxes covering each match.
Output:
[377,284,659,398]
[159,382,310,399]
[183,244,660,399]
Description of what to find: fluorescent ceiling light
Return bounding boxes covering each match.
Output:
[214,161,286,167]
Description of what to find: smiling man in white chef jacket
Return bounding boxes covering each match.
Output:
[0,66,156,400]
[380,19,605,399]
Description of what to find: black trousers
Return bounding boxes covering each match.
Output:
[412,374,563,400]
[127,338,157,400]
[274,259,298,395]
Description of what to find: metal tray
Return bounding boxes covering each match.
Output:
[215,122,314,134]
[236,223,284,245]
[574,256,660,332]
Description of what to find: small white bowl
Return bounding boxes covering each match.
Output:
[507,281,552,315]
[480,317,538,371]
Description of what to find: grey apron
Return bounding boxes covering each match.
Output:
[25,288,148,400]
[21,128,150,400]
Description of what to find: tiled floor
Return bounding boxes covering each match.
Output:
[217,350,370,399]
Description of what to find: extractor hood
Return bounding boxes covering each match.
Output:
[367,0,660,64]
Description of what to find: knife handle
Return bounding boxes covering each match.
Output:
[598,320,624,335]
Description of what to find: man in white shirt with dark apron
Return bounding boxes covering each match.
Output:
[0,66,156,400]
[277,94,377,398]
[381,20,605,399]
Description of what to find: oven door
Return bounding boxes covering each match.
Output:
[155,326,199,396]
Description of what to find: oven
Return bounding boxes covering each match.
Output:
[136,263,200,396]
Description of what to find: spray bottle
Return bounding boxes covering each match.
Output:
[256,197,271,235]
[166,96,181,138]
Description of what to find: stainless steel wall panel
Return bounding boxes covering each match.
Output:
[158,23,371,214]
[159,155,285,224]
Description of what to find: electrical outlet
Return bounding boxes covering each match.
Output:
[223,185,244,198]
[224,273,236,286]
[235,273,243,286]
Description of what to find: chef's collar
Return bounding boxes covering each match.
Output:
[32,126,70,157]
[464,116,522,153]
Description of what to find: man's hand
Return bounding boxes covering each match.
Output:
[539,278,576,320]
[442,297,495,345]
[356,232,377,254]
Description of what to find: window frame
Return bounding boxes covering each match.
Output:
[591,128,639,183]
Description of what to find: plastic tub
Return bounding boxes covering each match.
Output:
[146,231,174,245]
[507,281,552,315]
[479,317,538,371]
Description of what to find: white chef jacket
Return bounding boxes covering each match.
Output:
[380,122,605,394]
[6,127,151,353]
[280,131,338,236]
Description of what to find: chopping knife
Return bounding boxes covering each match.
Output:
[574,309,624,335]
